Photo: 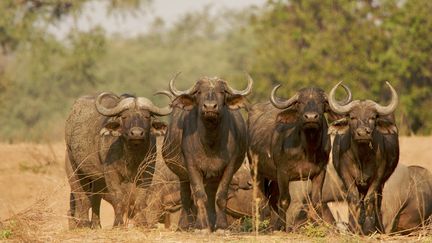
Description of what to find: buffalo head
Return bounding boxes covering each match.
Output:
[328,81,398,143]
[270,85,352,131]
[95,92,171,145]
[169,74,253,125]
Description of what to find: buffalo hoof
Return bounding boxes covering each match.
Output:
[336,221,349,233]
[194,228,211,235]
[214,229,229,235]
[362,216,376,235]
[72,219,91,229]
[91,221,102,229]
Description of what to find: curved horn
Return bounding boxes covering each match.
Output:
[137,97,172,116]
[270,84,298,109]
[169,72,195,96]
[339,84,352,105]
[226,73,253,96]
[325,83,352,105]
[95,92,132,116]
[371,81,398,115]
[328,81,358,115]
[154,90,175,101]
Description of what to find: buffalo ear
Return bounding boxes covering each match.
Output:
[151,120,167,136]
[226,94,247,110]
[100,117,121,136]
[324,101,346,123]
[276,109,298,124]
[328,117,349,135]
[376,117,398,134]
[171,95,195,110]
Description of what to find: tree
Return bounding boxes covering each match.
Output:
[0,0,150,141]
[250,0,432,134]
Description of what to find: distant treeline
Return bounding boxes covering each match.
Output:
[0,0,431,142]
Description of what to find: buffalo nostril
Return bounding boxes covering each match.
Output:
[204,102,217,110]
[304,112,319,120]
[247,180,253,186]
[130,128,144,137]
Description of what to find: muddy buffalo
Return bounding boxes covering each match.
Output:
[247,85,351,231]
[161,75,252,232]
[65,92,171,228]
[328,81,399,234]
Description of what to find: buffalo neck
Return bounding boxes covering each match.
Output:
[123,137,151,165]
[300,122,325,160]
[350,137,374,167]
[196,109,225,150]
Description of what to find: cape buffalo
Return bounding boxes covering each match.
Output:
[65,92,171,228]
[143,161,269,230]
[328,81,399,234]
[384,165,432,234]
[247,85,351,231]
[288,162,432,235]
[161,75,252,232]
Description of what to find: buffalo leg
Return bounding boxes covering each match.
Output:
[267,180,281,230]
[363,190,384,234]
[277,174,291,231]
[375,188,384,232]
[206,181,218,229]
[104,164,126,227]
[90,179,105,229]
[178,180,195,230]
[248,152,269,223]
[188,165,210,231]
[215,160,242,230]
[308,169,326,222]
[65,154,91,228]
[346,190,362,234]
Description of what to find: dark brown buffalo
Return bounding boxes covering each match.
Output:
[247,85,351,231]
[65,92,171,228]
[161,75,252,232]
[328,81,399,234]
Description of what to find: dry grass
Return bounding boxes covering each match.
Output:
[1,136,432,242]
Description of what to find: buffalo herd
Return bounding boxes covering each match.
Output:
[65,75,432,235]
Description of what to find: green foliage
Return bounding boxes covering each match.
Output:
[0,228,12,239]
[300,222,329,238]
[240,217,270,232]
[0,229,12,239]
[250,0,432,134]
[0,0,432,141]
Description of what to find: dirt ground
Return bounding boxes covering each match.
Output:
[0,136,431,242]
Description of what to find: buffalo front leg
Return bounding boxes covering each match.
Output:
[104,164,126,227]
[346,190,362,234]
[277,174,291,231]
[363,189,384,234]
[308,169,326,222]
[178,180,195,231]
[188,164,210,231]
[215,161,242,230]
